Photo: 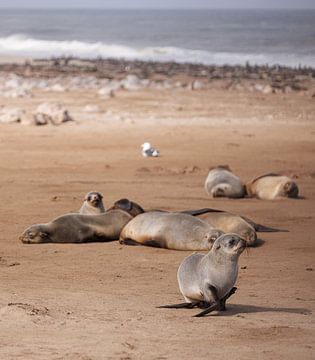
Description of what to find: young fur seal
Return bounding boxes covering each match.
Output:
[20,209,133,244]
[246,173,299,200]
[158,233,246,317]
[79,191,105,215]
[119,212,224,250]
[205,166,245,198]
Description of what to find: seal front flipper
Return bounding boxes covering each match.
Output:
[219,286,237,311]
[193,284,220,317]
[180,208,224,216]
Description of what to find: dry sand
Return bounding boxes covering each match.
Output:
[0,86,314,359]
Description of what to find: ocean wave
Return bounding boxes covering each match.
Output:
[0,34,314,68]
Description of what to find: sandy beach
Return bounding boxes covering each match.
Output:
[0,59,314,359]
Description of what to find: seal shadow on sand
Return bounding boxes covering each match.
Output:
[202,304,312,317]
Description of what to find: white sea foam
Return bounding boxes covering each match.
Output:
[0,34,314,68]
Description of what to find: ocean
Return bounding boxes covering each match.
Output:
[0,9,314,68]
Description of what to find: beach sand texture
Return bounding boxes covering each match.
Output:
[0,73,314,359]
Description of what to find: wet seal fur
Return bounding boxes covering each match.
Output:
[79,191,105,215]
[205,166,245,198]
[246,173,299,200]
[158,233,246,317]
[119,211,224,250]
[20,209,133,244]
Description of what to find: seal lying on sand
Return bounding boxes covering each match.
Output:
[181,208,287,246]
[204,166,245,198]
[79,191,105,215]
[119,212,223,250]
[20,209,133,244]
[158,233,246,317]
[246,173,299,200]
[108,198,145,217]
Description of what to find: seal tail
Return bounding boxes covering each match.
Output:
[180,208,224,216]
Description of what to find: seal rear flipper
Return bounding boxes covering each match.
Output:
[157,301,200,309]
[180,208,224,216]
[241,216,289,232]
[119,238,143,246]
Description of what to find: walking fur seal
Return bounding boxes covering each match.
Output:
[119,211,224,250]
[246,173,299,200]
[158,233,246,317]
[205,166,245,198]
[20,209,133,244]
[79,191,105,215]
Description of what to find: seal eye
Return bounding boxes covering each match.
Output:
[229,239,236,246]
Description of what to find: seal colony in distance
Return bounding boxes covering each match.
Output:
[158,233,246,317]
[204,166,245,198]
[79,191,105,215]
[20,209,133,244]
[246,173,299,200]
[119,212,224,250]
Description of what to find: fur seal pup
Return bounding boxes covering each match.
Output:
[246,173,299,200]
[79,191,105,215]
[20,209,133,244]
[158,233,246,317]
[108,198,145,217]
[205,166,245,198]
[119,212,224,250]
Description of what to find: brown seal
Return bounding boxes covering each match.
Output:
[19,209,133,244]
[204,166,245,198]
[246,173,299,200]
[107,198,145,217]
[119,211,223,250]
[158,233,246,317]
[79,191,105,215]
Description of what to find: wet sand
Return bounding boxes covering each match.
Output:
[0,84,314,359]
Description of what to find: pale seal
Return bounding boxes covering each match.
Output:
[79,191,105,215]
[20,209,133,244]
[158,233,246,317]
[205,166,245,198]
[246,173,299,200]
[119,211,224,250]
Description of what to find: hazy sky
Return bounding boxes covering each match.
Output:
[0,0,314,9]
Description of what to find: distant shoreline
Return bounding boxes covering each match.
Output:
[0,57,313,95]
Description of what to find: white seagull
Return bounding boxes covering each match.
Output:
[141,142,160,157]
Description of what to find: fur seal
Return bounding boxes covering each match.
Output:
[205,166,245,198]
[246,173,299,200]
[182,208,286,246]
[119,211,224,250]
[20,209,133,244]
[158,233,246,317]
[108,198,145,217]
[79,191,105,215]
